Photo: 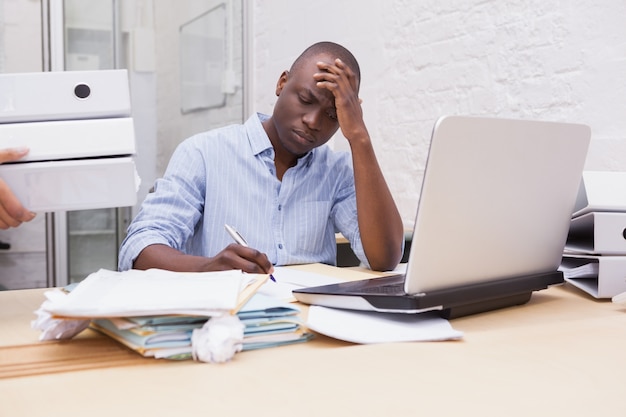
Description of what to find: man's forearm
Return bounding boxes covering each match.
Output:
[350,136,404,271]
[133,244,211,272]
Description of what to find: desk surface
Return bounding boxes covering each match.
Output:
[1,264,626,417]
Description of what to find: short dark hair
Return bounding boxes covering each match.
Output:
[290,41,361,84]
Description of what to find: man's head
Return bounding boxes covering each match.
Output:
[268,41,361,158]
[290,42,361,90]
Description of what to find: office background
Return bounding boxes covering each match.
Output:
[1,0,625,288]
[250,0,626,221]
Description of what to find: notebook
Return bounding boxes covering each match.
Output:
[293,115,591,318]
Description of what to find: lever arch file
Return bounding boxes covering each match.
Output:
[561,254,626,298]
[0,118,136,162]
[572,171,626,218]
[565,211,626,255]
[0,157,139,212]
[562,171,626,298]
[0,69,131,123]
[0,69,139,212]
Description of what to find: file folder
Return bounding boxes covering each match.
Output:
[572,171,626,218]
[0,118,136,162]
[0,69,131,123]
[561,254,626,298]
[565,211,626,255]
[0,157,138,212]
[89,292,311,359]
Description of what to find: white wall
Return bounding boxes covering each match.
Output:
[153,0,244,177]
[250,0,626,225]
[0,0,41,72]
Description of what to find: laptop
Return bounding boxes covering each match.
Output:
[293,115,591,318]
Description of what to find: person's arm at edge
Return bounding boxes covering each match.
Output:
[316,59,404,271]
[0,147,37,229]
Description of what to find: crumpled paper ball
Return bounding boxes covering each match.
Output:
[191,314,244,363]
[31,289,91,340]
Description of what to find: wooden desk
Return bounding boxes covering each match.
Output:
[1,264,625,416]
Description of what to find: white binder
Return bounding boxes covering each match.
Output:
[0,69,131,123]
[572,171,626,218]
[565,211,626,255]
[0,118,136,162]
[0,157,138,213]
[0,69,138,212]
[561,254,626,298]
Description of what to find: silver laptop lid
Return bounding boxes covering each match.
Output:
[405,115,590,294]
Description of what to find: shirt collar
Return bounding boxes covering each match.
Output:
[245,113,315,166]
[245,113,273,156]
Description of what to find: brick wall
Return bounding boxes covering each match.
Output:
[251,0,626,225]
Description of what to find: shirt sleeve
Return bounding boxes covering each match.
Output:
[118,135,207,270]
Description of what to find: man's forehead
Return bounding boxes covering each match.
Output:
[288,53,338,108]
[309,52,335,68]
[290,62,334,100]
[305,85,335,107]
[293,51,359,91]
[293,52,332,72]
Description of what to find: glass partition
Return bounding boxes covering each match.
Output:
[0,0,245,287]
[62,0,127,283]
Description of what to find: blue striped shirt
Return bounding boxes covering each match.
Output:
[118,113,367,271]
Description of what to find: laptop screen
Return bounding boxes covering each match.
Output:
[404,115,591,294]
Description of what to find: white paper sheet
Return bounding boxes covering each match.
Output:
[258,267,345,301]
[45,269,247,318]
[306,306,464,344]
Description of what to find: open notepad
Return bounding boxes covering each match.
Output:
[45,269,268,318]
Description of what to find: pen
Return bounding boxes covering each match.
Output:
[224,224,276,282]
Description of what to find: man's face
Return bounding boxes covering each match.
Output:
[270,53,340,157]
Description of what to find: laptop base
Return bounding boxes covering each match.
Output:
[440,292,532,319]
[293,270,564,319]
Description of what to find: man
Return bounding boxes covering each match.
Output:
[0,147,36,229]
[119,41,403,274]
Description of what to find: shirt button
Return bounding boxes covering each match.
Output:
[278,204,282,211]
[278,244,283,250]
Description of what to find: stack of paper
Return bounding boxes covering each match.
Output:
[91,293,313,359]
[47,268,256,318]
[266,266,464,344]
[38,268,312,360]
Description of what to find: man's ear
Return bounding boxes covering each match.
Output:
[275,70,289,96]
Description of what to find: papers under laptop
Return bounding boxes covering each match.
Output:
[294,115,591,318]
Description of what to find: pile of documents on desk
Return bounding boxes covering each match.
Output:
[91,292,312,360]
[559,171,626,300]
[32,269,313,362]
